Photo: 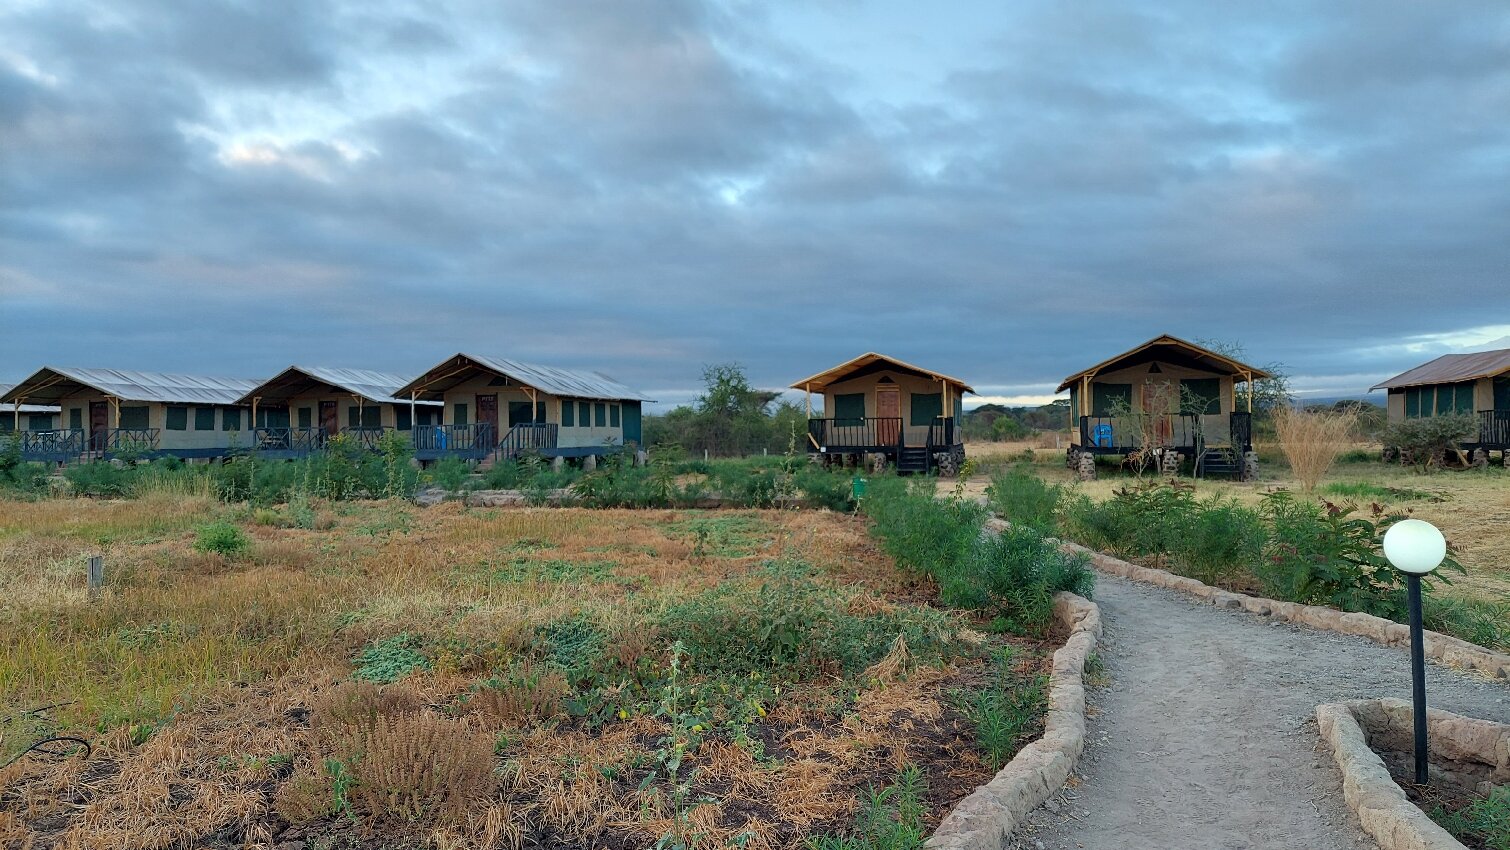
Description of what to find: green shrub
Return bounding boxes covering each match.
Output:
[425,457,474,492]
[954,651,1046,770]
[64,461,139,498]
[1169,497,1266,586]
[192,521,250,556]
[1423,595,1510,653]
[353,633,431,683]
[1258,493,1462,621]
[1381,414,1478,469]
[0,437,50,496]
[984,467,1063,534]
[861,477,986,574]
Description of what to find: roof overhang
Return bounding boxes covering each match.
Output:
[394,353,654,403]
[1055,335,1273,393]
[1369,349,1510,391]
[790,352,974,394]
[236,366,441,407]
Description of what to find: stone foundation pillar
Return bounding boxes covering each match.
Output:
[1472,448,1489,469]
[1242,451,1260,482]
[1076,450,1096,481]
[582,454,597,472]
[870,453,888,474]
[551,456,565,473]
[1159,449,1181,477]
[635,450,648,467]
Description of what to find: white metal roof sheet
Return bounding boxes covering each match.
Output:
[241,366,443,407]
[4,367,259,405]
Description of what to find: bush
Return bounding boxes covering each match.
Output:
[1273,407,1358,492]
[1381,414,1478,470]
[1257,493,1461,621]
[425,457,474,492]
[64,461,139,498]
[192,521,249,557]
[984,467,1063,534]
[861,477,1091,637]
[1168,497,1266,586]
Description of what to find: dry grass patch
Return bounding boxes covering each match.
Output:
[1,498,1046,849]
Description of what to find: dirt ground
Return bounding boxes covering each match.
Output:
[1007,574,1509,850]
[957,438,1510,601]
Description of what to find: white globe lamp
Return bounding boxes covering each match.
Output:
[1382,519,1446,575]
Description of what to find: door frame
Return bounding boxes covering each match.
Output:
[875,385,901,446]
[476,393,499,442]
[89,400,109,451]
[318,400,338,440]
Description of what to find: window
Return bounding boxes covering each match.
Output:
[297,407,313,429]
[594,402,607,427]
[195,407,215,431]
[416,407,439,427]
[396,407,411,431]
[348,406,381,428]
[910,392,942,426]
[70,409,83,430]
[579,401,591,425]
[562,399,575,427]
[1496,376,1510,411]
[833,393,865,425]
[1453,381,1475,414]
[1091,384,1132,417]
[1405,387,1424,418]
[166,406,188,431]
[509,401,543,426]
[610,403,620,428]
[30,414,54,430]
[222,407,241,431]
[453,403,469,426]
[1179,378,1222,415]
[258,408,289,428]
[119,406,150,429]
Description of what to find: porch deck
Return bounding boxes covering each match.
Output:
[1076,412,1253,455]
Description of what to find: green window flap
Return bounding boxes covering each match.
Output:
[166,407,188,431]
[1091,384,1132,417]
[1180,378,1221,415]
[910,392,942,426]
[195,407,216,431]
[833,393,865,426]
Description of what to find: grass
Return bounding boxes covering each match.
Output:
[0,495,1051,849]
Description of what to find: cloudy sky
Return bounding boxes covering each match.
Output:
[3,0,1508,409]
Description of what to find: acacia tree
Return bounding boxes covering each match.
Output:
[1197,338,1293,420]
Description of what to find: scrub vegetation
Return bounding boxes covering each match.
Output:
[983,463,1509,652]
[0,484,1073,849]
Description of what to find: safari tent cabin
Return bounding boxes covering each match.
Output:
[0,367,258,461]
[1370,348,1510,463]
[393,354,652,462]
[1,384,59,431]
[792,353,972,475]
[1057,335,1270,479]
[235,366,444,458]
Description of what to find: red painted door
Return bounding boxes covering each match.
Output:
[89,401,108,451]
[476,394,499,442]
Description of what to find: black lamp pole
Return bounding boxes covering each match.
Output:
[1407,572,1428,785]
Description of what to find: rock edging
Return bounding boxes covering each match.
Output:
[1061,541,1510,680]
[1317,699,1510,850]
[926,591,1101,850]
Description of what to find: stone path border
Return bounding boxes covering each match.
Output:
[926,591,1101,850]
[1059,540,1510,680]
[1317,699,1510,850]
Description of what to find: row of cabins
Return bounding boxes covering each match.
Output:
[0,355,650,466]
[5,337,1506,474]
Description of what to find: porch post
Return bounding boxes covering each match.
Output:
[109,396,119,428]
[14,397,22,431]
[805,383,811,417]
[251,397,260,430]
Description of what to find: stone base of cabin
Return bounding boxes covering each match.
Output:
[1076,450,1096,481]
[1242,450,1260,482]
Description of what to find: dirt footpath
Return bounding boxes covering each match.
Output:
[1008,574,1510,850]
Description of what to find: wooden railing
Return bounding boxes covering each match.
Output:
[1079,412,1254,451]
[14,428,84,460]
[341,427,391,451]
[1480,410,1510,448]
[90,428,160,454]
[499,423,559,459]
[412,423,495,456]
[927,417,958,448]
[806,417,905,450]
[253,427,327,454]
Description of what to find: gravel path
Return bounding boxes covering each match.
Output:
[1008,573,1510,850]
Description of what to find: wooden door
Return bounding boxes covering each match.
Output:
[319,400,338,438]
[89,401,108,451]
[876,387,901,446]
[1142,380,1176,445]
[476,394,499,442]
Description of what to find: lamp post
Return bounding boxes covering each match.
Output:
[1381,518,1446,785]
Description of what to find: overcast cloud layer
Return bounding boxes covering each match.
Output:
[3,0,1508,407]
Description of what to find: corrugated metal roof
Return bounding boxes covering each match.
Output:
[0,384,60,414]
[2,367,259,405]
[463,355,654,401]
[239,366,443,406]
[1370,349,1510,390]
[790,352,975,393]
[395,354,654,402]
